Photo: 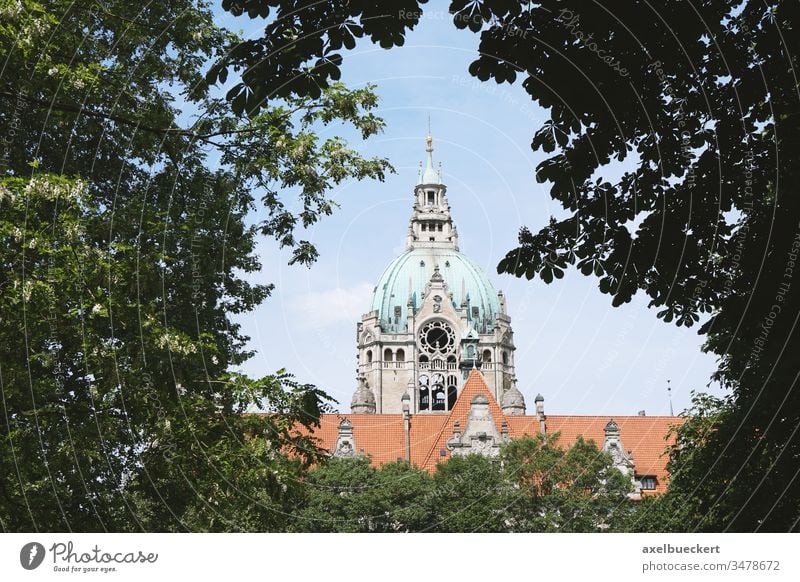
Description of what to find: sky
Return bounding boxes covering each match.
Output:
[223,6,721,416]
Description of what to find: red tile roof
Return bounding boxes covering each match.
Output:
[533,415,683,493]
[287,370,685,494]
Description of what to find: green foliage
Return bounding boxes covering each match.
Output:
[451,0,800,531]
[291,435,633,533]
[430,454,511,532]
[0,170,329,531]
[0,1,392,267]
[211,0,429,110]
[501,434,632,532]
[0,0,390,531]
[291,457,434,532]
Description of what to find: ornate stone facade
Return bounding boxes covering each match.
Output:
[353,136,519,414]
[447,394,510,457]
[330,137,674,496]
[332,417,358,458]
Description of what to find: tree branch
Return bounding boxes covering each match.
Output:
[0,91,316,145]
[0,90,197,139]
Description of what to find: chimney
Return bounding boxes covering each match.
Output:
[535,393,545,435]
[401,392,411,462]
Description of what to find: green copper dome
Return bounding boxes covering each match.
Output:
[371,247,502,334]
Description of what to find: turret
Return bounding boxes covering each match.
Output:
[501,379,526,416]
[351,375,376,414]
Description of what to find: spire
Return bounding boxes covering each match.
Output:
[408,131,457,250]
[419,134,441,185]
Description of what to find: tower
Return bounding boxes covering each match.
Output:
[352,135,519,414]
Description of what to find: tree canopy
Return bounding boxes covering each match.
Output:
[0,0,390,531]
[464,0,800,532]
[290,434,632,533]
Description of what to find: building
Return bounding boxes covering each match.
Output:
[310,136,681,496]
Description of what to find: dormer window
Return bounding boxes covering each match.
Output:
[640,476,657,490]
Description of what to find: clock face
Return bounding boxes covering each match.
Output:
[419,320,456,356]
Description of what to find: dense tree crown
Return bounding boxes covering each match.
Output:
[293,434,633,533]
[464,0,800,532]
[0,0,389,531]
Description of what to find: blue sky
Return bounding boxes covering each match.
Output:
[225,6,720,416]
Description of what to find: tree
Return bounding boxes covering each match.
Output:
[0,0,390,531]
[426,435,631,532]
[290,435,632,533]
[291,457,433,532]
[208,0,429,112]
[429,453,512,532]
[621,393,758,533]
[455,0,800,532]
[501,434,632,532]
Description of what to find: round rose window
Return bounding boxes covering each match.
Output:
[419,320,456,355]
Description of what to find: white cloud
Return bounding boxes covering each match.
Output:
[291,282,374,328]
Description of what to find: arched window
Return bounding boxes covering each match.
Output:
[419,354,429,364]
[427,191,435,205]
[431,373,446,411]
[419,374,430,411]
[432,389,445,410]
[483,349,492,362]
[384,348,393,362]
[502,351,509,365]
[366,350,372,364]
[447,375,458,409]
[396,349,405,363]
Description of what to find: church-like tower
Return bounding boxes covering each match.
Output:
[352,136,521,415]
